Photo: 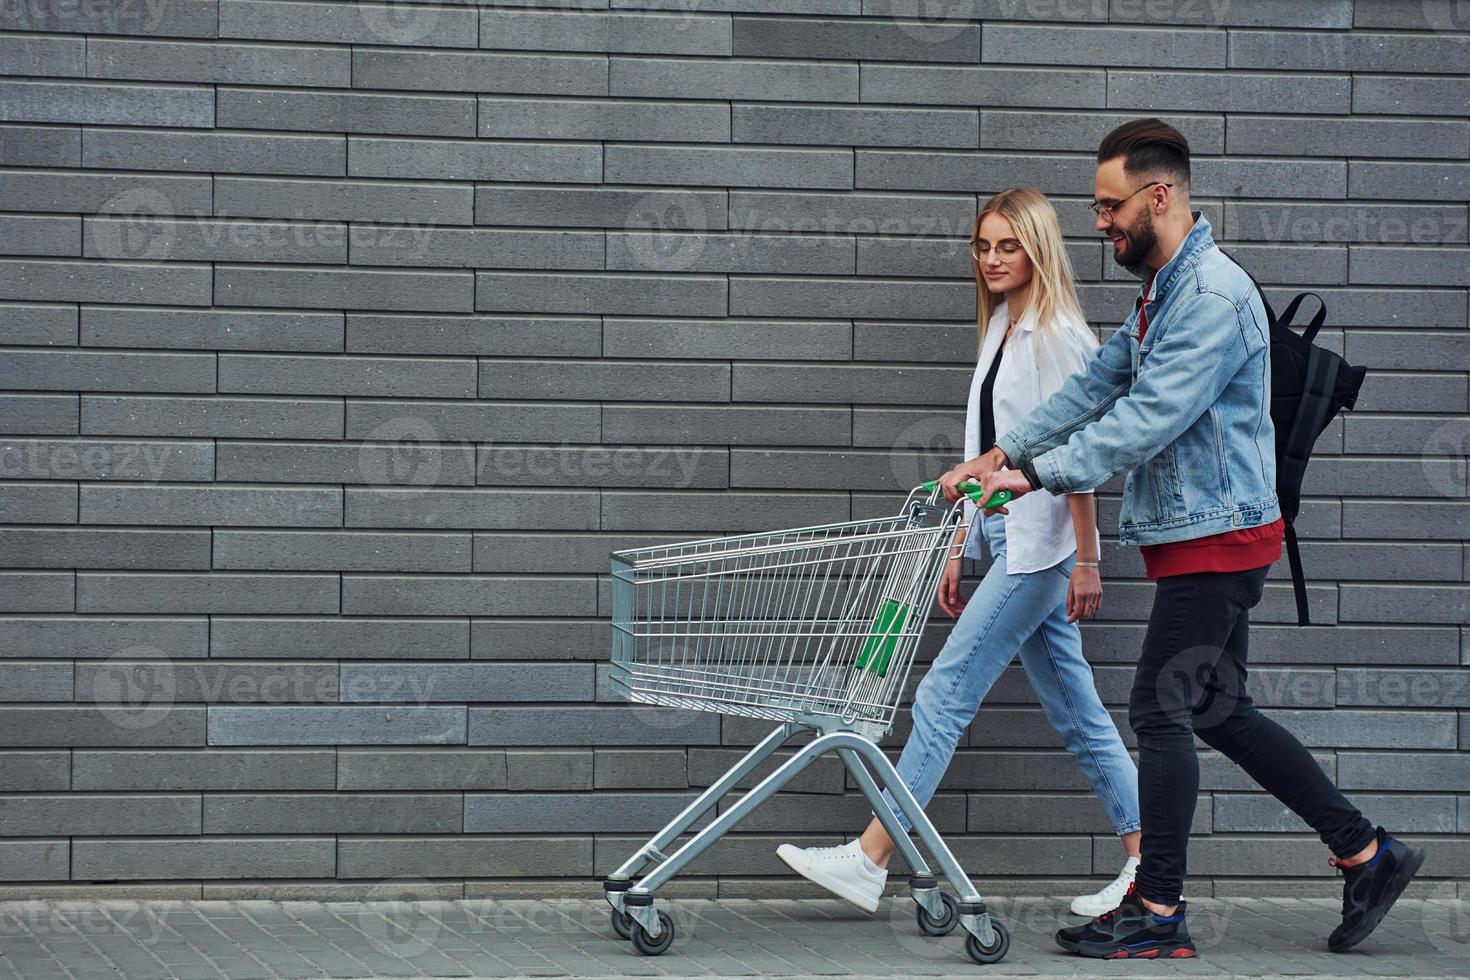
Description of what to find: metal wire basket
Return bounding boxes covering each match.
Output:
[610,482,978,737]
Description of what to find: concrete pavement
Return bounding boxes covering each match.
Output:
[0,895,1466,979]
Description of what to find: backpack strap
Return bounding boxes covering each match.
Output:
[1216,246,1277,328]
[1279,346,1342,626]
[1283,522,1309,628]
[1277,292,1328,344]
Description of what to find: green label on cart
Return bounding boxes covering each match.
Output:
[856,599,908,677]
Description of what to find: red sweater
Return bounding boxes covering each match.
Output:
[1135,273,1284,579]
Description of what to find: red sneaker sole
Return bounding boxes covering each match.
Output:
[1103,946,1196,959]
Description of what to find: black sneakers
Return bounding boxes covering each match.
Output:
[1327,826,1426,953]
[1055,881,1197,959]
[1056,828,1425,959]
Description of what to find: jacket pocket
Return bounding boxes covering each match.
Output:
[1143,446,1185,518]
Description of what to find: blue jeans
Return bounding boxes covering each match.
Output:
[877,513,1140,838]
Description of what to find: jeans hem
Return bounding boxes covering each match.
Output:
[1332,824,1381,861]
[1134,880,1179,908]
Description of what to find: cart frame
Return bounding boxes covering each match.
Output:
[602,481,1012,964]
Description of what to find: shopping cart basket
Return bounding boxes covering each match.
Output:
[602,478,1015,965]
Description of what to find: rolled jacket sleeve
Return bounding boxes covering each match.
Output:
[995,320,1132,473]
[1029,289,1254,495]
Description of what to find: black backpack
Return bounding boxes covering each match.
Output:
[1217,248,1367,624]
[1220,268,1366,625]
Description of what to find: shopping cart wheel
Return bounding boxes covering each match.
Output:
[963,918,1009,965]
[630,910,675,956]
[609,908,633,940]
[915,891,958,936]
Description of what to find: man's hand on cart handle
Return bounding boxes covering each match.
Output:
[978,469,1031,515]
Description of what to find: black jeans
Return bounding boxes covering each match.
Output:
[1129,564,1377,905]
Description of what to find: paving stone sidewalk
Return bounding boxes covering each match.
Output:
[0,896,1466,980]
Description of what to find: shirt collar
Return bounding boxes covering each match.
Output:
[990,298,1040,334]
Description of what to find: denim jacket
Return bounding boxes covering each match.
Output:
[994,212,1281,546]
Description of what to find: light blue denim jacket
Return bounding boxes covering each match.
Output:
[994,212,1281,546]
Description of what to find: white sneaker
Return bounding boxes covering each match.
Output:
[1070,855,1140,917]
[775,839,887,913]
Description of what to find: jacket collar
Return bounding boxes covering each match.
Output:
[1129,209,1213,304]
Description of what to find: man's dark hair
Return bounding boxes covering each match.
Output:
[1097,118,1190,185]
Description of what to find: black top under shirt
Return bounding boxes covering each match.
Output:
[978,328,1009,454]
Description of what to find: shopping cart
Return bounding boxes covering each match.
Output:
[602,478,1015,966]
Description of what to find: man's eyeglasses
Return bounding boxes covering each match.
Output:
[970,238,1026,262]
[1089,181,1172,221]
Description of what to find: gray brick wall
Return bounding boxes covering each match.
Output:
[0,0,1466,900]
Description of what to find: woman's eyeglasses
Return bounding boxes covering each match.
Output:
[970,238,1025,262]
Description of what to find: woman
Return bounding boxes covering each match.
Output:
[777,188,1141,917]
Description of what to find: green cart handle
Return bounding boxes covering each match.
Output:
[921,479,1013,511]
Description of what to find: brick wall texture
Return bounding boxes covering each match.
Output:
[0,0,1467,900]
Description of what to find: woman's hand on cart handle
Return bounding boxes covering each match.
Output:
[936,447,1007,503]
[924,476,1013,511]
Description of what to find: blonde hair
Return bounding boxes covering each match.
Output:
[972,187,1089,354]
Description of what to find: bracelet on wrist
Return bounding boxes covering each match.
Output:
[1075,560,1099,568]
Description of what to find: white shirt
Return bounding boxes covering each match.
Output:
[962,300,1102,573]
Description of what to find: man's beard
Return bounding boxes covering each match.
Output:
[1112,207,1159,271]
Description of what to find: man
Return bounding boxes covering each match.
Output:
[943,118,1425,959]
